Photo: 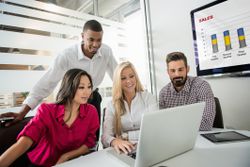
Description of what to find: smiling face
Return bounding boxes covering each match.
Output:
[167,60,189,91]
[121,67,137,95]
[73,75,92,105]
[82,29,103,58]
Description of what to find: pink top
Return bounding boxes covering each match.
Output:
[17,103,99,167]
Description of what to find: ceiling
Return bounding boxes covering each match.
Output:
[37,0,140,22]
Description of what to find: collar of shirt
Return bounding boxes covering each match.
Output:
[55,104,88,125]
[77,42,103,60]
[123,92,141,109]
[170,76,192,94]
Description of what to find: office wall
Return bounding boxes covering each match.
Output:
[146,0,250,130]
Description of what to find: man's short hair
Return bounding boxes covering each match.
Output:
[166,52,188,67]
[83,20,103,32]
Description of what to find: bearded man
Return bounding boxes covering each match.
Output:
[159,52,215,131]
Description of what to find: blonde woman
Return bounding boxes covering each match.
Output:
[101,61,157,154]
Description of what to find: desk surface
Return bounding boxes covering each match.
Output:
[56,129,250,167]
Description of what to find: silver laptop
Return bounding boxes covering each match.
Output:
[106,102,205,167]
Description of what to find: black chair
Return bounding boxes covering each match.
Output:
[88,89,102,142]
[102,107,106,126]
[89,107,107,152]
[213,97,224,128]
[0,116,33,167]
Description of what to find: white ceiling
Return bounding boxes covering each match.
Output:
[39,0,139,21]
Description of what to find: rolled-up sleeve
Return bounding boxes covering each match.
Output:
[17,104,48,144]
[101,101,116,148]
[106,48,118,80]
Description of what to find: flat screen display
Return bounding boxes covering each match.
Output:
[190,0,250,76]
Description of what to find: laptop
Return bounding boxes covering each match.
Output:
[106,102,205,167]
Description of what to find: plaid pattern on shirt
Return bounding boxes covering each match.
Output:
[159,76,216,131]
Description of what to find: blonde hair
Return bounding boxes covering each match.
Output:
[112,61,144,137]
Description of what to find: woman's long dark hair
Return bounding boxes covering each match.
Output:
[55,69,93,106]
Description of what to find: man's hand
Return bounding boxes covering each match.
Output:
[0,105,31,127]
[0,112,22,127]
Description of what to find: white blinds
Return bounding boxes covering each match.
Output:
[0,0,127,112]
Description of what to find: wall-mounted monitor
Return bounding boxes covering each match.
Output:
[190,0,250,76]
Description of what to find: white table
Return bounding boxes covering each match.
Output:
[56,129,250,167]
[153,129,250,167]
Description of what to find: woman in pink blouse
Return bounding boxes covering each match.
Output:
[0,69,99,167]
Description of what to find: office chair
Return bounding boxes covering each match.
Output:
[102,107,106,125]
[0,116,33,166]
[89,107,107,152]
[213,97,224,128]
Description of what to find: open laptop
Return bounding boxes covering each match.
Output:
[106,102,205,167]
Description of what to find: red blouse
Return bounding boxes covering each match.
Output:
[17,103,99,167]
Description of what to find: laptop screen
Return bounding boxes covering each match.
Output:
[135,102,205,167]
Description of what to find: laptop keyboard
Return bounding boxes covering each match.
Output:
[128,151,137,159]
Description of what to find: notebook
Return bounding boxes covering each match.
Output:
[106,102,205,167]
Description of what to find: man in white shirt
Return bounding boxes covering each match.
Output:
[0,20,118,140]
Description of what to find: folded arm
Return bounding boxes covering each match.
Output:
[56,145,89,165]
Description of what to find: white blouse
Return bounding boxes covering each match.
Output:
[101,91,158,147]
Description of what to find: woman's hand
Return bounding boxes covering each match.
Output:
[111,138,135,154]
[56,154,69,165]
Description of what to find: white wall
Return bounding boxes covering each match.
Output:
[146,0,250,130]
[124,11,152,91]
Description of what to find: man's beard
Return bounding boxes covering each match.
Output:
[90,50,97,55]
[171,76,187,88]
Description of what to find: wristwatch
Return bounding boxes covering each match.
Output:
[121,132,128,140]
